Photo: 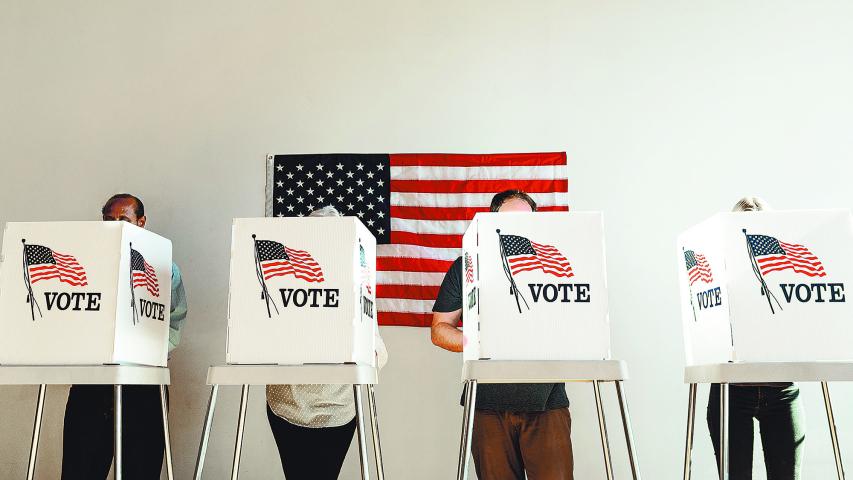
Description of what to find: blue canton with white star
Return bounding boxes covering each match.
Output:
[746,234,785,257]
[271,154,392,243]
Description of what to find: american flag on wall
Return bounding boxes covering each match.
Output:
[266,153,569,327]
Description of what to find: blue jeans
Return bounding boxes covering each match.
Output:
[707,384,804,480]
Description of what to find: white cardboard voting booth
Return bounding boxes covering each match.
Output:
[677,209,853,364]
[0,221,172,366]
[226,217,377,365]
[462,212,611,361]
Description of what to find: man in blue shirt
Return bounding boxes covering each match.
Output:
[61,193,188,480]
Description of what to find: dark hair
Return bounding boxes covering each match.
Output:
[102,193,145,218]
[489,190,537,212]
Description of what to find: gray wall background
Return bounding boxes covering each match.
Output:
[2,1,853,478]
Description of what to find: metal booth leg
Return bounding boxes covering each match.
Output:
[683,383,697,480]
[353,385,371,480]
[367,384,386,480]
[719,383,729,480]
[457,380,477,480]
[615,381,641,480]
[115,385,123,480]
[231,384,250,480]
[160,385,174,480]
[26,384,46,480]
[822,382,845,480]
[593,380,615,480]
[194,384,220,480]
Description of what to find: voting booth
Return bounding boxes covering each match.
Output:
[461,212,610,361]
[677,209,853,364]
[0,221,172,366]
[226,217,377,365]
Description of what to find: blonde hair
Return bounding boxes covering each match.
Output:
[732,196,770,212]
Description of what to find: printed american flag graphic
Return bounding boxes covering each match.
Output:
[684,250,713,285]
[500,234,574,278]
[24,244,88,286]
[464,252,474,284]
[269,153,568,326]
[746,234,826,278]
[130,248,160,296]
[256,239,325,282]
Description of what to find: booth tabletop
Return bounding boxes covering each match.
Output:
[684,362,853,384]
[462,360,628,383]
[0,365,170,385]
[206,364,378,385]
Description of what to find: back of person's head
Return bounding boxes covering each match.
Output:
[732,196,770,212]
[489,190,538,213]
[308,205,342,217]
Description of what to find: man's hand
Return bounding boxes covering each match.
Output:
[431,309,463,352]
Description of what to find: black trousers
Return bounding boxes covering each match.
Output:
[61,384,166,480]
[266,406,357,480]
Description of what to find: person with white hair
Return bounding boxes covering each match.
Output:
[706,196,805,479]
[265,205,388,480]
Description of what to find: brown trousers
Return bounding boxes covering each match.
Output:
[471,408,573,480]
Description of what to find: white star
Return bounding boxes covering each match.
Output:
[296,180,304,187]
[346,171,354,178]
[357,211,365,217]
[326,187,334,195]
[376,195,384,202]
[307,204,315,211]
[296,164,304,171]
[306,172,314,179]
[377,180,384,187]
[366,187,374,194]
[356,163,364,170]
[336,163,344,170]
[297,196,304,203]
[337,195,344,202]
[326,171,334,178]
[346,203,354,210]
[356,179,364,186]
[276,212,284,217]
[347,187,354,194]
[336,179,344,186]
[317,196,325,203]
[377,164,384,171]
[287,172,294,179]
[276,196,284,203]
[317,179,324,186]
[316,163,323,170]
[367,219,375,226]
[306,188,314,195]
[286,188,294,195]
[276,180,284,187]
[366,171,374,179]
[357,195,364,202]
[377,211,385,218]
[377,227,385,235]
[287,204,295,212]
[297,212,304,217]
[367,203,374,210]
[276,164,284,171]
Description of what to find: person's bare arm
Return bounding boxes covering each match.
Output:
[431,309,463,352]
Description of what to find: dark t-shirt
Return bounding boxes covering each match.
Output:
[433,257,569,412]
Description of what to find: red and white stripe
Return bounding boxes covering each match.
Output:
[688,254,713,285]
[133,260,160,296]
[757,241,826,278]
[29,251,88,287]
[508,241,574,278]
[262,246,325,282]
[378,153,569,326]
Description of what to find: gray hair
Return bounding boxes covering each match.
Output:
[308,205,343,217]
[732,196,771,212]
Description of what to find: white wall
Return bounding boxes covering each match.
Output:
[2,1,853,478]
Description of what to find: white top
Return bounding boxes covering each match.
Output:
[266,332,388,428]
